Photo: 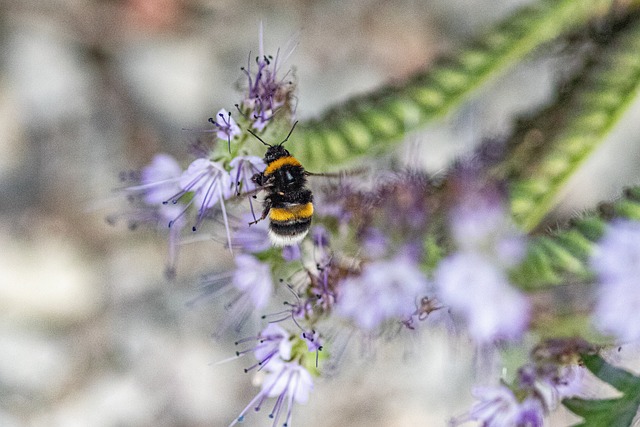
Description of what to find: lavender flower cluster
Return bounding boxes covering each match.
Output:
[115,32,640,427]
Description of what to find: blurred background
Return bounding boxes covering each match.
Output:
[2,0,640,426]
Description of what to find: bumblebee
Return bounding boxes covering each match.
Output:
[248,123,314,246]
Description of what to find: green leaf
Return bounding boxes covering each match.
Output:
[563,354,640,427]
[507,16,640,231]
[295,0,619,171]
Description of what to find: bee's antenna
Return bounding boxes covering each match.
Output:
[246,129,272,147]
[279,121,298,146]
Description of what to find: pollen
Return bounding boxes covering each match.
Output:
[269,202,314,222]
[264,156,302,176]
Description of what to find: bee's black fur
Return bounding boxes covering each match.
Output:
[250,140,314,244]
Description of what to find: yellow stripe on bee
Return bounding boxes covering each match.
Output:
[269,203,314,222]
[264,156,302,176]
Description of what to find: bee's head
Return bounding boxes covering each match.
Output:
[264,145,291,164]
[247,121,298,164]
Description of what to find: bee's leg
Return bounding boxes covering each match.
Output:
[251,172,265,186]
[248,198,272,225]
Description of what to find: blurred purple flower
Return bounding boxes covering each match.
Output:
[361,227,388,260]
[311,225,330,249]
[336,257,428,330]
[452,385,543,427]
[435,252,530,344]
[232,214,271,254]
[139,153,183,206]
[232,254,273,310]
[591,219,640,342]
[120,153,185,276]
[450,202,526,268]
[552,364,585,399]
[521,363,585,415]
[282,244,302,261]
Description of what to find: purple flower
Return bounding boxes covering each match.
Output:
[515,362,584,412]
[176,158,233,244]
[209,108,241,142]
[239,26,296,130]
[301,329,322,352]
[552,364,585,399]
[229,359,313,427]
[232,254,273,310]
[232,214,271,254]
[336,257,429,330]
[139,153,183,206]
[361,227,388,260]
[262,360,313,402]
[454,357,584,427]
[591,220,640,342]
[193,257,273,337]
[435,252,530,344]
[255,324,292,361]
[180,158,232,208]
[228,155,266,195]
[233,323,292,374]
[450,202,526,268]
[230,323,313,427]
[311,225,330,249]
[452,385,544,427]
[282,244,302,262]
[120,153,185,276]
